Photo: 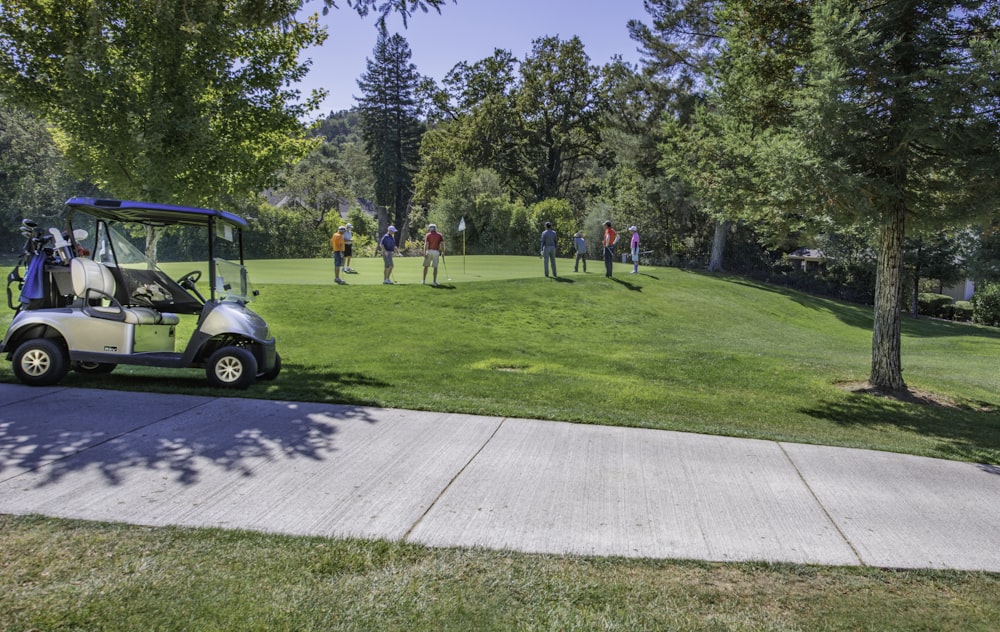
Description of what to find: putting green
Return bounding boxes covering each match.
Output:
[161,255,638,286]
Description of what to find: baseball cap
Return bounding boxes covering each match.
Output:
[428,224,437,231]
[388,225,397,232]
[629,226,637,231]
[337,226,346,232]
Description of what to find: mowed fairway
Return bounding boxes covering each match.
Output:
[3,255,999,463]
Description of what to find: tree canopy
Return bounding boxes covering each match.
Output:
[0,1,333,207]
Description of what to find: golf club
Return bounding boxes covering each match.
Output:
[442,254,451,281]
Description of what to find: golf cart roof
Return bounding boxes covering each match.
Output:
[65,198,249,229]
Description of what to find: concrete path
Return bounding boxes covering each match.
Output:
[1,383,998,571]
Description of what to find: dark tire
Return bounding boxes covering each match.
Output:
[73,361,117,375]
[259,352,281,381]
[206,346,257,389]
[12,338,69,386]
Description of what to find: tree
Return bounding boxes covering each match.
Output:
[1,1,453,256]
[0,1,328,205]
[783,1,1000,390]
[0,101,93,254]
[905,230,964,315]
[281,146,350,229]
[357,31,423,231]
[428,166,526,255]
[325,0,454,27]
[962,222,1000,285]
[629,0,726,271]
[653,0,1000,391]
[413,50,521,207]
[598,57,703,267]
[415,37,604,217]
[515,36,603,203]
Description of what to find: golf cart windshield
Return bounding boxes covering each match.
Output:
[213,258,255,303]
[65,198,255,313]
[89,218,205,314]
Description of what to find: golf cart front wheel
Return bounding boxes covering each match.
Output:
[206,346,257,389]
[12,338,69,386]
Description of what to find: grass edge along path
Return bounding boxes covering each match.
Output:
[2,514,999,631]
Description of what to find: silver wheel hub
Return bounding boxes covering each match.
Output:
[21,349,51,376]
[214,355,244,383]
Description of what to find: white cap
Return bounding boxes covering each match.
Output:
[629,226,638,231]
[388,225,397,233]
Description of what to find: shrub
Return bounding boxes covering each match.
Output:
[917,293,953,319]
[953,301,973,322]
[971,283,1000,327]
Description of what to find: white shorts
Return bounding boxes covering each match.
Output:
[424,250,440,268]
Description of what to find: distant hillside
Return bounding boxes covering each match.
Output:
[310,108,363,147]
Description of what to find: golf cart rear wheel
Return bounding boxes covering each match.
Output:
[206,346,257,389]
[73,361,117,375]
[12,338,69,386]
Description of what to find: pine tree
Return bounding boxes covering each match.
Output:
[357,31,423,230]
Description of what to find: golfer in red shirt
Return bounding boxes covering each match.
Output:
[423,224,445,286]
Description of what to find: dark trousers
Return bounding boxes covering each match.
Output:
[604,246,614,276]
[543,247,557,277]
[575,252,586,272]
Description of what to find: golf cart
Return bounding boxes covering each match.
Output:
[1,198,280,389]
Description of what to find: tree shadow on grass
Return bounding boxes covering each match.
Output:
[799,392,1000,464]
[710,272,1000,340]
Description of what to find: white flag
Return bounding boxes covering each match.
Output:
[458,216,466,232]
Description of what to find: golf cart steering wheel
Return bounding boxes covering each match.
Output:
[177,270,202,290]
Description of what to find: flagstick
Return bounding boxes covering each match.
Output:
[458,216,467,274]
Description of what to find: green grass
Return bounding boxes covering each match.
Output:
[4,255,999,463]
[3,515,999,631]
[3,258,999,629]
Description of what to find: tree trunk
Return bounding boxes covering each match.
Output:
[144,226,162,264]
[707,219,729,272]
[870,202,906,391]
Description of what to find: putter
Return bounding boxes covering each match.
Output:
[442,255,451,281]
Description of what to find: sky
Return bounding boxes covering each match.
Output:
[294,0,651,118]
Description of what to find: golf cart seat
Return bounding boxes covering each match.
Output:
[71,258,177,325]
